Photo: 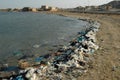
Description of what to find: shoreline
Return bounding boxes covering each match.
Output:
[0,12,89,66]
[1,12,101,80]
[0,11,120,80]
[45,11,120,80]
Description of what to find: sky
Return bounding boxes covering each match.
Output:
[0,0,114,9]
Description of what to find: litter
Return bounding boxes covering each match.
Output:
[5,19,100,80]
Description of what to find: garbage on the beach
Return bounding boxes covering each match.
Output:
[4,19,100,80]
[33,44,40,48]
[13,75,24,80]
[0,64,18,78]
[35,57,44,62]
[34,54,51,64]
[0,64,9,71]
[18,60,30,69]
[34,57,45,65]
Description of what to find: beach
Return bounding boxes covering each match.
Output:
[0,12,99,79]
[43,11,120,80]
[0,11,120,80]
[0,12,88,64]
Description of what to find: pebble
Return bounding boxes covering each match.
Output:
[18,60,30,69]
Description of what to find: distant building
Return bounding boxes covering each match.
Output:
[41,5,58,11]
[31,8,37,12]
[85,6,99,11]
[49,7,58,11]
[13,8,21,12]
[104,5,112,10]
[41,5,49,11]
[1,8,12,12]
[75,6,84,9]
[8,8,12,12]
[22,7,31,12]
[99,5,113,11]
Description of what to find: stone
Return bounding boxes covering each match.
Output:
[18,60,30,69]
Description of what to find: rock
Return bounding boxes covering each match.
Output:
[54,52,62,56]
[18,60,30,69]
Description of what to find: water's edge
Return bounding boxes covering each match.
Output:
[0,13,100,79]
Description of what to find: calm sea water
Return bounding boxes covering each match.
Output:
[0,12,89,64]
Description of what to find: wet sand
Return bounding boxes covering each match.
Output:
[42,11,120,80]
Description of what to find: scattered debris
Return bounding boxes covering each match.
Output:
[2,19,100,80]
[33,44,40,48]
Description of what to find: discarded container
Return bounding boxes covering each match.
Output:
[35,56,44,62]
[14,75,24,80]
[77,31,86,35]
[64,49,72,55]
[77,36,85,42]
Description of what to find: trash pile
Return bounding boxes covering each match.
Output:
[2,19,100,80]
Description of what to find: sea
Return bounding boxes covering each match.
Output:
[0,12,89,65]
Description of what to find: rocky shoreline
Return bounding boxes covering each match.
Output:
[0,17,100,80]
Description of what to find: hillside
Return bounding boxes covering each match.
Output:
[101,1,120,9]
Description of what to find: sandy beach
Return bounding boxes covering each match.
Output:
[42,11,120,80]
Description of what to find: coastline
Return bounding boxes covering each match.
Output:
[1,12,100,79]
[43,11,120,80]
[0,11,120,80]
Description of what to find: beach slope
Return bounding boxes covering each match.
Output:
[45,11,120,80]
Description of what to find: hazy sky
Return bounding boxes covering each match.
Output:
[0,0,114,8]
